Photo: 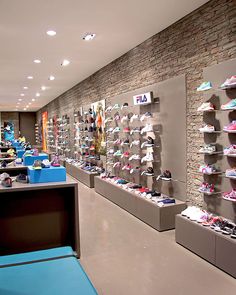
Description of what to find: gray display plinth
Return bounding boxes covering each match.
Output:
[95,177,186,231]
[175,214,236,278]
[66,162,98,188]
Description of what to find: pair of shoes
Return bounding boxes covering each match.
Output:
[0,172,12,187]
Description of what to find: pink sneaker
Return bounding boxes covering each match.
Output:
[223,189,236,202]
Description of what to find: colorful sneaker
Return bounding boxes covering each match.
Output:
[114,114,120,121]
[224,145,236,155]
[113,139,122,145]
[113,162,121,168]
[156,170,172,181]
[114,150,122,157]
[141,152,153,163]
[220,76,236,89]
[121,139,129,145]
[223,120,236,132]
[199,124,215,133]
[223,189,236,202]
[199,144,216,154]
[123,127,130,133]
[1,173,12,187]
[122,164,132,171]
[141,124,153,134]
[199,164,219,174]
[130,114,139,123]
[89,145,95,151]
[16,173,28,183]
[198,182,215,194]
[197,81,212,91]
[130,140,140,148]
[141,136,154,148]
[141,167,154,176]
[51,155,60,167]
[42,159,51,168]
[112,127,121,133]
[33,160,42,170]
[140,112,152,121]
[225,168,236,177]
[121,151,130,158]
[197,102,215,112]
[221,99,236,110]
[32,149,39,156]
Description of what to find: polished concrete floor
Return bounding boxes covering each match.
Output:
[77,182,236,295]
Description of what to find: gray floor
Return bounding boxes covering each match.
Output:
[77,182,236,295]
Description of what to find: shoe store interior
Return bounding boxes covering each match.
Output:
[0,0,236,294]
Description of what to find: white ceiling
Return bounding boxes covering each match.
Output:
[0,0,208,112]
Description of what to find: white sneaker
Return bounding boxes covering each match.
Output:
[121,115,129,123]
[130,114,139,123]
[141,124,153,134]
[197,102,214,112]
[141,152,153,163]
[199,124,215,133]
[130,140,140,148]
[129,154,141,161]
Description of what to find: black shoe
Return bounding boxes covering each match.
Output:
[231,227,236,239]
[1,160,7,168]
[156,170,172,181]
[16,174,28,183]
[141,167,154,176]
[147,136,154,146]
[221,222,234,235]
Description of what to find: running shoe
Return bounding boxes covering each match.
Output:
[221,99,236,110]
[105,106,112,113]
[224,145,236,155]
[113,162,121,168]
[114,150,122,157]
[112,104,120,110]
[156,170,172,181]
[51,155,60,167]
[1,173,12,187]
[121,115,129,123]
[223,189,236,202]
[122,164,132,171]
[197,102,215,111]
[121,102,129,109]
[129,154,141,161]
[199,164,219,174]
[141,136,154,148]
[42,159,51,168]
[141,167,154,176]
[113,139,122,145]
[223,120,236,132]
[198,182,215,194]
[130,127,141,134]
[130,140,140,148]
[33,160,42,170]
[220,76,236,89]
[141,124,153,134]
[199,144,216,154]
[130,114,139,123]
[16,173,28,183]
[140,112,152,121]
[141,152,153,163]
[121,139,129,145]
[1,160,7,168]
[112,127,121,133]
[123,127,130,133]
[197,81,212,91]
[225,168,236,177]
[121,151,130,158]
[199,124,215,133]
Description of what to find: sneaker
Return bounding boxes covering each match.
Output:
[199,164,219,174]
[32,149,39,156]
[121,139,129,145]
[141,136,154,148]
[113,162,121,168]
[121,102,129,109]
[121,115,129,123]
[130,114,139,123]
[221,99,236,110]
[114,114,120,121]
[130,167,141,174]
[112,127,121,133]
[122,164,132,171]
[129,154,141,161]
[141,152,153,163]
[33,160,42,170]
[141,167,154,176]
[121,151,130,158]
[140,112,152,121]
[106,127,114,133]
[116,179,128,185]
[42,159,51,168]
[104,117,113,124]
[114,150,122,157]
[197,102,215,112]
[16,173,28,183]
[130,140,140,148]
[223,121,236,132]
[141,124,153,134]
[1,173,12,187]
[157,198,176,205]
[223,189,236,202]
[123,127,130,133]
[130,127,141,134]
[224,145,236,155]
[112,104,120,110]
[89,145,95,151]
[197,81,212,91]
[220,76,236,89]
[225,168,236,177]
[156,170,172,181]
[113,139,122,145]
[198,182,215,194]
[199,124,215,133]
[51,155,60,167]
[231,227,236,239]
[108,149,114,154]
[105,106,112,113]
[199,144,216,154]
[1,160,7,168]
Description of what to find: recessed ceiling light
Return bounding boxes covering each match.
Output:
[36,92,40,97]
[23,108,26,111]
[18,98,23,101]
[83,33,96,41]
[20,93,25,97]
[61,59,70,66]
[32,98,36,102]
[17,102,20,104]
[48,75,55,81]
[47,30,56,36]
[34,59,41,64]
[27,76,33,79]
[41,86,46,91]
[23,86,28,90]
[29,102,32,105]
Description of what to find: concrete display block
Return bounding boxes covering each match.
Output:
[23,153,49,166]
[28,166,66,183]
[175,214,216,264]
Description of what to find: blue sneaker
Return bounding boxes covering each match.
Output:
[197,82,212,91]
[221,99,236,110]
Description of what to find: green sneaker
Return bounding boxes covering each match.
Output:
[113,150,122,157]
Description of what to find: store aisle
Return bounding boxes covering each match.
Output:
[77,182,236,295]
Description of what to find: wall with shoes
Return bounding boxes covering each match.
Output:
[36,0,236,206]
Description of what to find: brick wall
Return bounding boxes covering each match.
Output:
[37,0,236,205]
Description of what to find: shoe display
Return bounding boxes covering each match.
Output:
[141,167,154,176]
[221,99,236,110]
[141,124,153,134]
[42,159,51,168]
[220,76,236,89]
[224,145,236,155]
[197,102,215,112]
[16,173,28,183]
[33,160,42,170]
[141,152,153,163]
[199,144,216,154]
[130,114,139,123]
[140,112,152,121]
[114,150,122,157]
[199,124,215,133]
[156,170,171,181]
[223,121,236,132]
[141,136,154,148]
[197,81,212,91]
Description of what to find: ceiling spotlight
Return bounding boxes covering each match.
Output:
[23,86,28,90]
[41,86,46,91]
[27,76,33,79]
[23,108,26,111]
[26,105,29,108]
[83,33,96,41]
[18,98,23,101]
[34,59,41,64]
[29,102,32,105]
[61,59,70,66]
[48,75,55,81]
[32,98,36,102]
[36,92,40,97]
[20,93,25,97]
[47,30,56,36]
[17,102,20,104]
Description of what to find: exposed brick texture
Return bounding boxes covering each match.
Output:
[37,0,236,206]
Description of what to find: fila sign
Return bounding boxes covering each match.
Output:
[133,92,152,106]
